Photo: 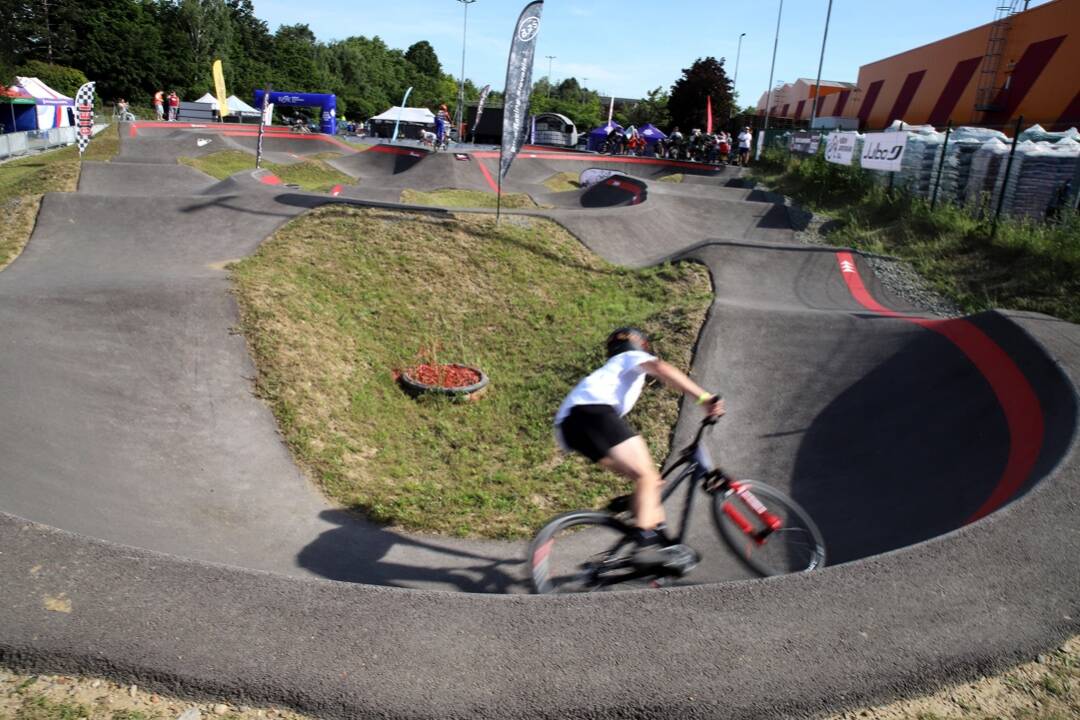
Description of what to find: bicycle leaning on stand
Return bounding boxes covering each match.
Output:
[528,416,827,593]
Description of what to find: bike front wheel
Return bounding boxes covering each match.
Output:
[528,511,656,593]
[712,481,826,576]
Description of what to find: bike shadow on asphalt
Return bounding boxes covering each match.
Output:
[296,509,526,594]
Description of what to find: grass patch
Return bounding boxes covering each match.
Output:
[542,171,580,192]
[13,695,88,720]
[752,149,1080,323]
[399,188,538,209]
[178,150,354,193]
[658,174,684,183]
[0,125,120,270]
[231,208,711,538]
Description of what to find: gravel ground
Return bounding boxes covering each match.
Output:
[751,182,962,318]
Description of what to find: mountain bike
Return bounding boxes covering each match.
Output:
[528,418,826,593]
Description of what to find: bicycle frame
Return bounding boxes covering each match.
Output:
[659,421,783,548]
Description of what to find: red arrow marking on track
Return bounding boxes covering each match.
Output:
[477,161,498,193]
[834,252,1044,523]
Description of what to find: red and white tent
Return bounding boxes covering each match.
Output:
[14,76,75,130]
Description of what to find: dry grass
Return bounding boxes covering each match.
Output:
[231,207,711,537]
[658,174,684,183]
[542,171,580,192]
[3,636,1078,719]
[399,188,538,209]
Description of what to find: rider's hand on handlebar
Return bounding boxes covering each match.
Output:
[702,394,725,420]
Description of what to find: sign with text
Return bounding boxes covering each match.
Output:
[789,131,821,155]
[824,131,858,165]
[74,82,96,155]
[860,132,908,172]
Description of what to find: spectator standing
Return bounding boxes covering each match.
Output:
[435,104,451,148]
[737,126,753,166]
[168,91,180,121]
[718,132,731,164]
[153,90,164,121]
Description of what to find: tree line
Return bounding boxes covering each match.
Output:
[1,0,740,131]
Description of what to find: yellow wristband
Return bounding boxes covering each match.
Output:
[696,392,713,406]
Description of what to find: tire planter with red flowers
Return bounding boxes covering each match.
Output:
[398,363,489,400]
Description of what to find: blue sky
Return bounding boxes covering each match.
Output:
[251,0,1052,107]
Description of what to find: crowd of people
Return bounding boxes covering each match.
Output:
[603,125,754,166]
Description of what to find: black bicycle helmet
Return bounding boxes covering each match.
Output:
[605,327,650,358]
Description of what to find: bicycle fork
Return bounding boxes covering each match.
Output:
[719,480,783,544]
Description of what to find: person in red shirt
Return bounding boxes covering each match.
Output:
[167,91,179,121]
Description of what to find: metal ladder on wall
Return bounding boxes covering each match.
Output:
[974,1,1029,113]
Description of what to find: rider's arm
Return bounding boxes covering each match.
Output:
[640,359,725,416]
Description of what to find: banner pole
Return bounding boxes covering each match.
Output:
[256,83,271,169]
[497,147,504,224]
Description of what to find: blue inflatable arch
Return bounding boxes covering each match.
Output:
[253,90,337,135]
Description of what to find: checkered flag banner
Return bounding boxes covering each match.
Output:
[75,82,96,155]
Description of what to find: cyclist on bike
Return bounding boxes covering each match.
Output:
[435,104,451,149]
[554,327,725,572]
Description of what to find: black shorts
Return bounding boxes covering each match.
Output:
[558,404,637,462]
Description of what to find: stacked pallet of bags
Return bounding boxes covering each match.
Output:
[965,138,1012,213]
[997,136,1080,219]
[895,124,945,198]
[939,127,1008,205]
[1018,123,1080,144]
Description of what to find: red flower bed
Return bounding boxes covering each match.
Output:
[407,363,482,389]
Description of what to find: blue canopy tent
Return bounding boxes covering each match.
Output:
[253,90,337,134]
[638,123,667,144]
[587,123,622,152]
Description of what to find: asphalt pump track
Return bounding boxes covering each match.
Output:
[1,123,1077,719]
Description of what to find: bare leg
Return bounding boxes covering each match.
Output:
[599,435,665,530]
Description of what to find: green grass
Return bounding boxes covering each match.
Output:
[0,124,120,270]
[178,150,354,193]
[399,188,538,209]
[231,208,712,538]
[752,149,1080,323]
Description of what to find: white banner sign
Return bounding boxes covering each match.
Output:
[825,131,858,165]
[860,132,908,172]
[789,131,821,155]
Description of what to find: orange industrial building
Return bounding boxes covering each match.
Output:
[759,0,1079,131]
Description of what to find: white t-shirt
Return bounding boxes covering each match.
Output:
[554,350,657,432]
[738,131,752,149]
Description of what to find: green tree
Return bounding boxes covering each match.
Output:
[404,41,440,77]
[617,86,670,129]
[668,56,733,132]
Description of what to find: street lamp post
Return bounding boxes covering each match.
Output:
[758,0,783,160]
[546,55,556,95]
[454,0,476,141]
[732,32,746,118]
[809,0,834,129]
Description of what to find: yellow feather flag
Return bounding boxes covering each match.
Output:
[212,59,229,118]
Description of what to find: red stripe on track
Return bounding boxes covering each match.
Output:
[259,173,282,186]
[127,122,357,151]
[469,150,722,173]
[477,161,498,192]
[834,252,1044,523]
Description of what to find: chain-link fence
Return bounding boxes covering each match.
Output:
[766,117,1080,225]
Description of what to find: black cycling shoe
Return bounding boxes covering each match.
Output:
[631,541,699,576]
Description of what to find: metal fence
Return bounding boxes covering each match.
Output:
[769,118,1080,226]
[0,126,78,162]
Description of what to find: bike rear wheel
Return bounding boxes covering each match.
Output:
[528,511,660,593]
[712,481,826,576]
